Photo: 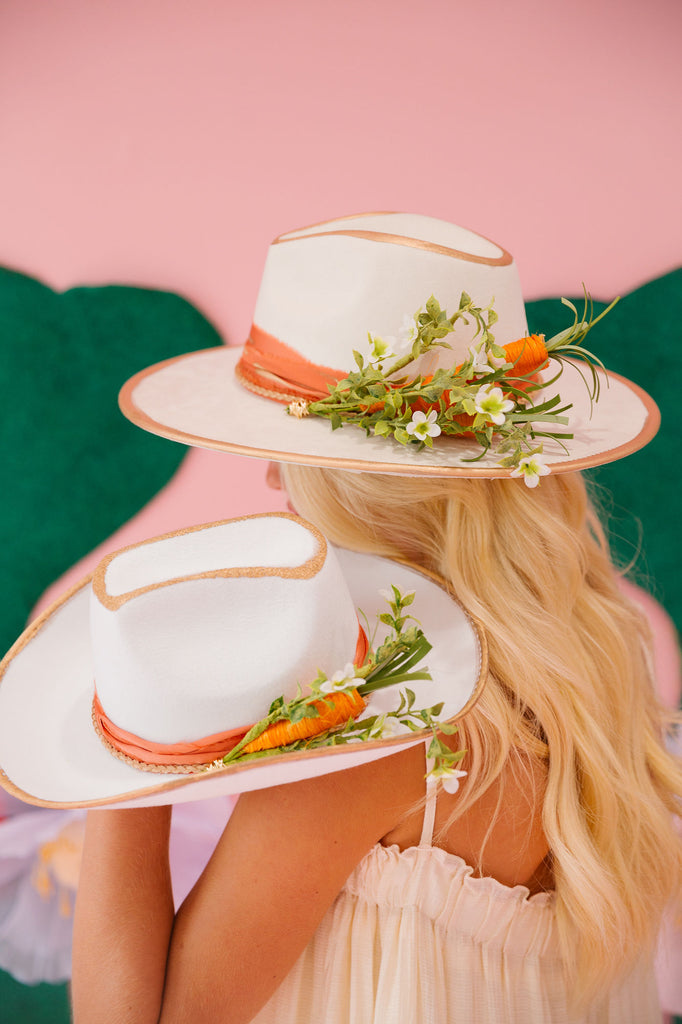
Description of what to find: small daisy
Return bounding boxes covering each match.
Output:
[467,343,499,377]
[319,662,364,693]
[379,586,414,605]
[474,385,515,426]
[374,716,411,739]
[397,313,420,351]
[287,399,310,418]
[428,763,468,794]
[510,453,551,489]
[365,715,412,741]
[406,409,442,440]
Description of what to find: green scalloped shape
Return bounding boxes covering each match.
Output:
[526,268,681,634]
[0,267,223,658]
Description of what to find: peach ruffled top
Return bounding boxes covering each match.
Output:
[252,768,660,1023]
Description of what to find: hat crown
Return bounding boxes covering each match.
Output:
[90,514,360,745]
[253,212,528,371]
[117,211,658,480]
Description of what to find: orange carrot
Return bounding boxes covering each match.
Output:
[363,334,548,421]
[500,334,549,376]
[243,689,366,752]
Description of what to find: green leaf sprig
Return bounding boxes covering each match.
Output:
[286,290,618,475]
[212,586,466,785]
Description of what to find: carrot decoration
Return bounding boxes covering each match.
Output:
[218,587,435,767]
[499,334,549,377]
[211,586,467,790]
[243,689,366,752]
[288,289,618,477]
[403,335,547,427]
[363,334,548,417]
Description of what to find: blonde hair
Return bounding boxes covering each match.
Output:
[282,463,682,1006]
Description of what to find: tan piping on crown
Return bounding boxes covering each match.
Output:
[92,512,328,611]
[273,212,513,267]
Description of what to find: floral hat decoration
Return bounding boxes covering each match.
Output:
[0,514,485,809]
[119,212,658,484]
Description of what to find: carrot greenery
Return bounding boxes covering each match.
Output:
[213,586,466,789]
[286,289,618,487]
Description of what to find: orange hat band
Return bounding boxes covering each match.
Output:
[235,324,346,404]
[92,623,369,767]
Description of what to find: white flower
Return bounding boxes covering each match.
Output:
[377,716,412,738]
[319,662,364,693]
[429,764,468,794]
[510,453,551,489]
[467,343,499,376]
[474,385,515,426]
[406,409,442,440]
[397,313,420,350]
[368,334,395,363]
[367,715,411,740]
[369,314,420,362]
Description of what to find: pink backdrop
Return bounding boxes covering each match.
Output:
[1,0,680,695]
[3,0,680,338]
[1,5,681,1008]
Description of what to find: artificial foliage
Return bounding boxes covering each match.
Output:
[290,290,615,483]
[214,586,466,789]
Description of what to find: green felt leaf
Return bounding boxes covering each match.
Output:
[526,268,682,633]
[0,266,223,657]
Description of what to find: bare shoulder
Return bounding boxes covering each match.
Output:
[382,745,552,891]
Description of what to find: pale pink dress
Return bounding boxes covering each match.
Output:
[0,783,664,1019]
[252,769,662,1024]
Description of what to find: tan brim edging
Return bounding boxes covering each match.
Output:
[119,346,660,476]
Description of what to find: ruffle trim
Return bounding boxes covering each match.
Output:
[342,843,559,959]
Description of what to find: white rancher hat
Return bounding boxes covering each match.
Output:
[119,212,658,479]
[0,513,485,809]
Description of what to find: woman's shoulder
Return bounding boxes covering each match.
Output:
[381,745,552,892]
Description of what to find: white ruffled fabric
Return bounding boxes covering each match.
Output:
[252,843,660,1024]
[0,799,666,1017]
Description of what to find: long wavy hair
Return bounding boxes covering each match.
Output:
[281,463,682,1006]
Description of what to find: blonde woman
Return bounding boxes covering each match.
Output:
[280,464,682,1018]
[67,465,682,1022]
[4,214,681,1021]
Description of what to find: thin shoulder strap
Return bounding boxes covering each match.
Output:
[420,739,437,847]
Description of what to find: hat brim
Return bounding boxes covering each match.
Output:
[119,346,659,476]
[0,549,486,809]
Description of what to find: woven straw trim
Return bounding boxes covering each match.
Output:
[91,699,215,775]
[234,362,300,404]
[93,513,327,610]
